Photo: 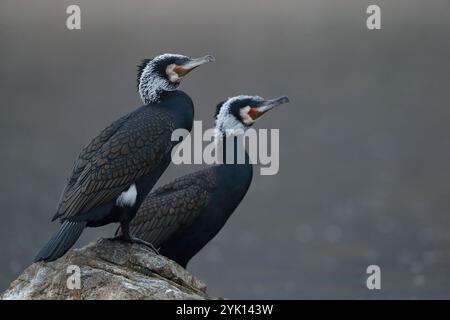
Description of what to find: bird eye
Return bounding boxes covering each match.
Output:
[248,106,256,114]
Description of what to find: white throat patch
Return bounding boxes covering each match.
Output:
[239,106,256,125]
[166,64,182,83]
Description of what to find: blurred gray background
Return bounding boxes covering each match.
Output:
[1,0,450,299]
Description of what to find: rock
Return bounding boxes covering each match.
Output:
[1,238,210,300]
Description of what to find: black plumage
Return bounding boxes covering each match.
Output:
[121,151,252,268]
[124,95,289,268]
[126,169,219,248]
[55,105,176,223]
[35,53,214,262]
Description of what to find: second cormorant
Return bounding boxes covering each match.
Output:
[122,94,289,267]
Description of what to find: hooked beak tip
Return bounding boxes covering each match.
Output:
[264,95,290,108]
[204,55,216,63]
[278,96,290,104]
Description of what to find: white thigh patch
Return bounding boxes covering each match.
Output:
[116,184,137,207]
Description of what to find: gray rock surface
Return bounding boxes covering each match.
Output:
[1,239,209,300]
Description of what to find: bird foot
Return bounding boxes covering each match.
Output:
[109,235,159,254]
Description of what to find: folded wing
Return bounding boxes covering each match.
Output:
[53,107,175,222]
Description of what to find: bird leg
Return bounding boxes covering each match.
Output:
[111,222,159,255]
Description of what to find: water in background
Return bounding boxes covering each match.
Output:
[1,0,450,298]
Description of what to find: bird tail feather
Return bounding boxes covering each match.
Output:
[34,220,86,262]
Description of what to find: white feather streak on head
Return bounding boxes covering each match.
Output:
[138,54,185,104]
[214,95,264,139]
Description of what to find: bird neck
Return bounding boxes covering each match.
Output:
[215,134,253,207]
[216,132,251,165]
[138,75,178,104]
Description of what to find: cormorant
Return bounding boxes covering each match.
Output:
[35,53,215,262]
[122,95,289,268]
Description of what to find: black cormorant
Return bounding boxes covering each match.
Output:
[35,53,215,262]
[123,95,289,268]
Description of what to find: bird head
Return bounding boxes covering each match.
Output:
[138,53,215,104]
[214,95,290,136]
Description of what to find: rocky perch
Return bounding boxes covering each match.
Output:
[1,239,210,300]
